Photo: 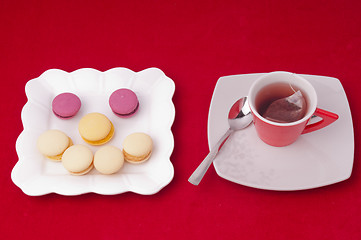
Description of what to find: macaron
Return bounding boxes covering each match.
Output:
[37,129,73,161]
[109,88,139,117]
[94,146,124,174]
[52,93,81,119]
[62,145,94,175]
[122,132,153,164]
[78,113,114,145]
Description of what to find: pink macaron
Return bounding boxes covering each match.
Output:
[52,93,81,119]
[109,88,139,118]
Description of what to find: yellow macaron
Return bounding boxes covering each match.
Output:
[37,129,73,161]
[122,132,153,164]
[62,145,94,175]
[78,113,114,145]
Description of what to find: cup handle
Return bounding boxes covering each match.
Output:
[302,108,339,134]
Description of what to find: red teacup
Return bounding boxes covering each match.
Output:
[248,71,339,147]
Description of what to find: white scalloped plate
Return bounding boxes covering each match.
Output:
[210,73,354,191]
[12,67,175,196]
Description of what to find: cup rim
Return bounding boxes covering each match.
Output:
[248,71,317,126]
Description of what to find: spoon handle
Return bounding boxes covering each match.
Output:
[188,128,233,185]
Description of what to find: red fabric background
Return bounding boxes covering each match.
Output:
[1,0,360,239]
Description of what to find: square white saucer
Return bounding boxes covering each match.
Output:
[209,73,354,190]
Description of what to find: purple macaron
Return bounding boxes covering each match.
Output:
[109,88,139,118]
[52,93,81,119]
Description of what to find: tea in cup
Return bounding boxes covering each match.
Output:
[248,71,339,147]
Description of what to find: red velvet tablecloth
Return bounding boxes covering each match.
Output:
[2,1,360,239]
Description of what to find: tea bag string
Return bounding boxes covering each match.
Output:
[289,73,297,93]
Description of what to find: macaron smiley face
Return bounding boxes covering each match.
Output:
[36,87,153,178]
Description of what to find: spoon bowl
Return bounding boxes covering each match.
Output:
[228,97,253,130]
[188,97,253,185]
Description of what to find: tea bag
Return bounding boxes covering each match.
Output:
[262,90,307,123]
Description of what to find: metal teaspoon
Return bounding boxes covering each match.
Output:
[188,97,253,185]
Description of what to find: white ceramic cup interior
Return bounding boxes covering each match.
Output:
[248,71,318,126]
